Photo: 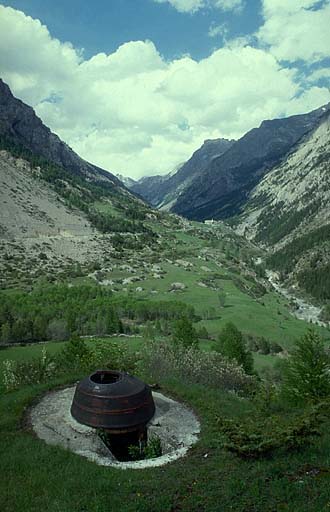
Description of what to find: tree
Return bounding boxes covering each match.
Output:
[215,322,254,374]
[59,336,91,370]
[218,292,226,308]
[33,316,48,341]
[172,317,198,349]
[281,329,330,403]
[1,322,11,344]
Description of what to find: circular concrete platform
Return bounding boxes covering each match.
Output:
[29,386,200,469]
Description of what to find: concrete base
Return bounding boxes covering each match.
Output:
[29,386,200,469]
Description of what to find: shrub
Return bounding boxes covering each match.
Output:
[142,340,256,395]
[57,336,91,371]
[2,347,56,391]
[1,338,138,391]
[217,400,329,459]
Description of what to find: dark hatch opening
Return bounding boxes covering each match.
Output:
[90,371,120,384]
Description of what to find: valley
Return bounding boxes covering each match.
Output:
[1,79,330,512]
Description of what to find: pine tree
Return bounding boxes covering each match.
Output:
[215,322,254,374]
[282,329,330,403]
[172,317,198,349]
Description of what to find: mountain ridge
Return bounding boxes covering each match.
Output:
[171,105,329,220]
[128,137,234,208]
[0,78,122,187]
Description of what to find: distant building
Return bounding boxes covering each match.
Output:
[204,219,215,225]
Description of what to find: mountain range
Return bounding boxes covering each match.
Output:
[128,138,234,209]
[126,105,329,222]
[1,78,330,304]
[119,100,330,303]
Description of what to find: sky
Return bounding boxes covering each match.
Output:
[0,0,329,179]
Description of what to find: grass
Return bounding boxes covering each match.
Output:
[2,373,330,511]
[2,216,330,510]
[122,257,328,349]
[0,336,143,374]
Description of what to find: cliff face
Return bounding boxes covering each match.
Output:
[171,105,329,221]
[237,111,330,247]
[0,79,119,185]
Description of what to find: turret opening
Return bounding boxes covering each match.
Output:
[90,371,121,384]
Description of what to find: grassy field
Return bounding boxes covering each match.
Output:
[2,371,330,512]
[2,217,330,511]
[0,336,143,373]
[120,257,328,349]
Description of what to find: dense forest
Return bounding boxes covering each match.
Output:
[0,284,196,344]
[267,224,330,275]
[266,224,330,301]
[298,263,330,301]
[255,201,320,245]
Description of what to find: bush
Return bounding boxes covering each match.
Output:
[1,338,138,391]
[246,334,283,355]
[2,347,56,391]
[142,340,256,395]
[56,337,92,371]
[217,401,330,459]
[281,329,330,404]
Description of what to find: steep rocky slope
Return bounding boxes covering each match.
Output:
[237,110,330,248]
[171,106,329,221]
[129,138,234,208]
[0,79,121,186]
[0,149,119,288]
[237,110,330,305]
[0,150,95,239]
[0,81,155,288]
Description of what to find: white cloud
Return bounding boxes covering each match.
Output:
[262,0,323,15]
[0,5,328,179]
[153,0,204,13]
[214,0,244,12]
[0,5,81,104]
[153,0,244,13]
[306,67,330,83]
[258,0,330,62]
[208,22,228,38]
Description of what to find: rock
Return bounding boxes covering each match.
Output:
[170,282,186,291]
[135,287,143,292]
[120,265,135,273]
[122,276,140,285]
[175,259,193,268]
[201,266,211,272]
[99,279,114,286]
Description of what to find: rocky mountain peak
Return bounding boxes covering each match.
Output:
[172,104,330,220]
[0,79,119,185]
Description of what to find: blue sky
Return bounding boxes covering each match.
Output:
[0,0,329,178]
[1,0,262,60]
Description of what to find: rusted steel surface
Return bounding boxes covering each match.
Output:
[71,370,155,431]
